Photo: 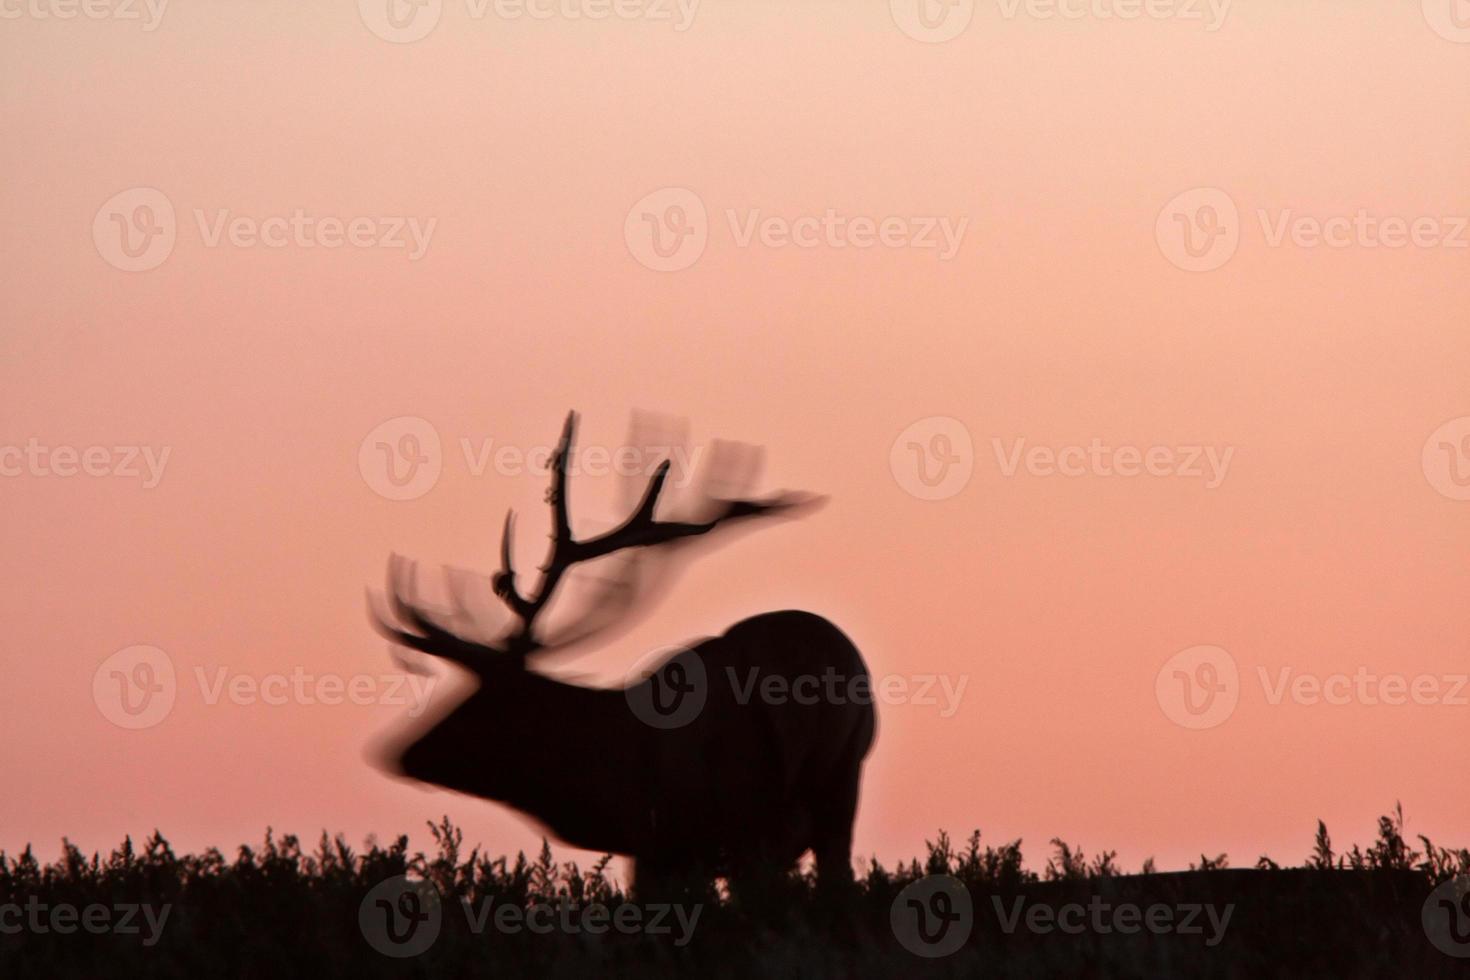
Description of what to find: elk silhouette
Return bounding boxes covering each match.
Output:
[369,412,875,898]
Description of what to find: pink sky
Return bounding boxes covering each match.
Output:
[3,1,1469,878]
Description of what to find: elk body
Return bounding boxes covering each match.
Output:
[371,413,874,897]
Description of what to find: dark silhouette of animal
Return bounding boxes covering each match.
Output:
[370,412,874,898]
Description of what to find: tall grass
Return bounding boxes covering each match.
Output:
[1,806,1465,978]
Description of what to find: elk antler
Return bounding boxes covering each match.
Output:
[370,411,820,669]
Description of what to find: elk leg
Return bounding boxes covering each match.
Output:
[811,765,860,892]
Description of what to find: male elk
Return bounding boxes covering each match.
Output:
[369,412,874,898]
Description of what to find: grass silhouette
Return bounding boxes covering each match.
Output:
[1,807,1466,977]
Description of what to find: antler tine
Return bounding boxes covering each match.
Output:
[486,411,582,654]
[370,554,503,669]
[574,461,820,559]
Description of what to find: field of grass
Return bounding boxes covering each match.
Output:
[2,806,1466,978]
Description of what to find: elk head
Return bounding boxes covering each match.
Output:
[367,411,817,809]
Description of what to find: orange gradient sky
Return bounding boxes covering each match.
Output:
[3,1,1469,877]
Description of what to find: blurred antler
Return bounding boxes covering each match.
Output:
[370,411,820,669]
